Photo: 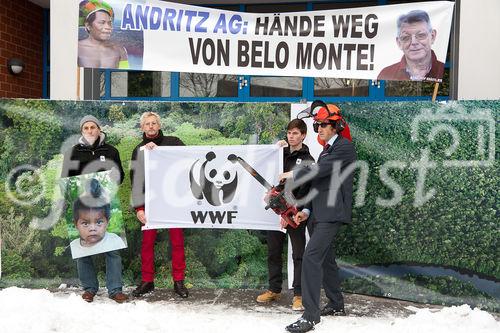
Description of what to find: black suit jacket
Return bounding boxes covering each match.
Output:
[294,136,356,223]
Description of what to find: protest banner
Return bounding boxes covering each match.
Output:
[144,145,284,230]
[77,0,454,81]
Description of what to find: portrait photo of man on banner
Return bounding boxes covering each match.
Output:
[60,170,127,259]
[377,9,445,82]
[77,0,144,69]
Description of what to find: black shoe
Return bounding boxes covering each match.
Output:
[320,305,346,316]
[174,280,189,298]
[285,317,319,333]
[132,281,154,297]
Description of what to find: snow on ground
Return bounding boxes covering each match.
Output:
[0,287,498,333]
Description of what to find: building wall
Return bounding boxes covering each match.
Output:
[0,0,44,98]
[457,0,500,100]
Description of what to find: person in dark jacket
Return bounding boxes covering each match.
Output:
[281,104,357,333]
[61,115,124,182]
[256,119,314,311]
[130,111,188,298]
[61,114,127,303]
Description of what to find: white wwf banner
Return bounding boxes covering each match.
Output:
[144,145,283,230]
[77,0,454,81]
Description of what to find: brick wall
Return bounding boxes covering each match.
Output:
[0,0,44,98]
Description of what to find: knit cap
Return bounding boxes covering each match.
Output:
[79,115,102,130]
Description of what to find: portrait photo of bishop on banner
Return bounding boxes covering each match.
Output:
[142,145,286,231]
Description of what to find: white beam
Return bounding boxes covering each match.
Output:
[457,0,500,100]
[50,0,80,100]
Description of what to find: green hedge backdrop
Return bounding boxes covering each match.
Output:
[0,99,498,311]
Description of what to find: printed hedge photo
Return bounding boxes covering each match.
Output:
[0,99,497,311]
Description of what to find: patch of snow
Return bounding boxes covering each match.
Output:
[0,287,498,333]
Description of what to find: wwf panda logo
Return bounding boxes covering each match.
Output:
[189,151,238,206]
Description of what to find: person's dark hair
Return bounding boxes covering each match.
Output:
[397,10,432,33]
[287,119,307,134]
[72,178,110,223]
[85,10,111,25]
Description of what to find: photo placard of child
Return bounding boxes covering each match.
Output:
[61,172,127,259]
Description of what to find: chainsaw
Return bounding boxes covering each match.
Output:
[228,154,299,228]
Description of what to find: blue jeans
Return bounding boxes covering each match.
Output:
[76,250,123,296]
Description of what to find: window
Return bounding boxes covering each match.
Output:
[250,77,302,97]
[109,71,170,97]
[313,1,378,10]
[384,69,450,97]
[245,3,307,13]
[314,78,369,97]
[179,74,238,97]
[42,9,50,98]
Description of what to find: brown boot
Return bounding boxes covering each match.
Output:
[292,296,304,311]
[109,292,128,303]
[256,290,281,303]
[82,291,95,303]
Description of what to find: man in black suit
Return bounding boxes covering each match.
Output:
[280,103,357,333]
